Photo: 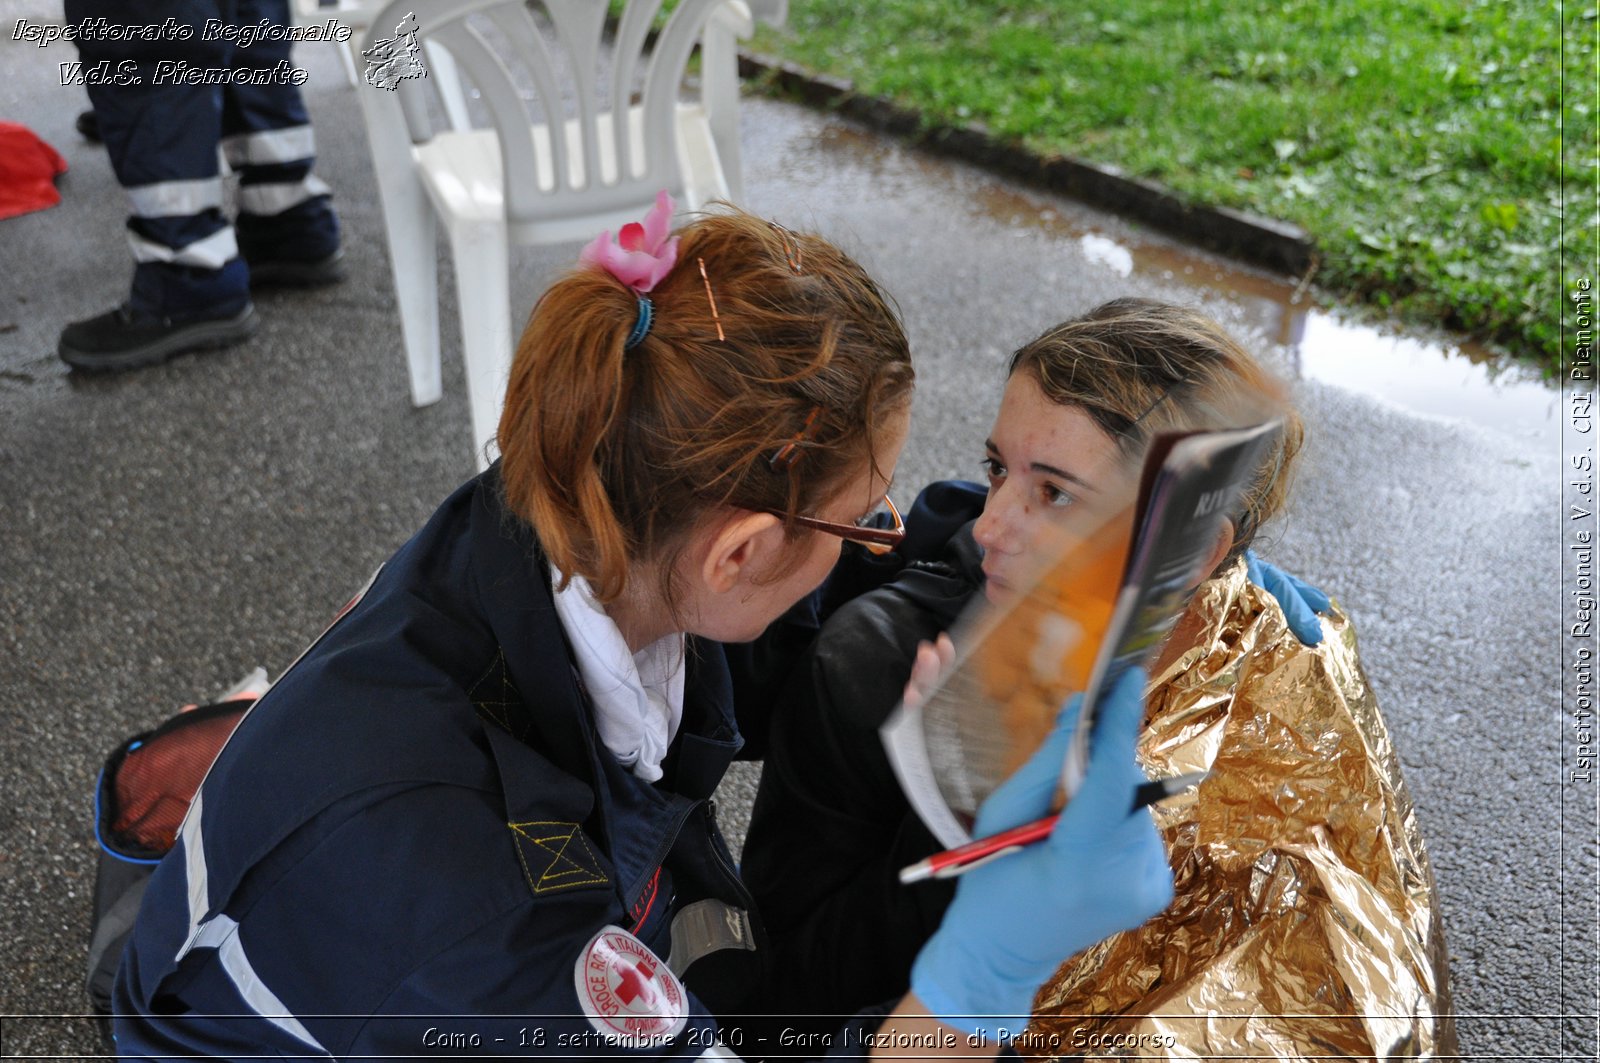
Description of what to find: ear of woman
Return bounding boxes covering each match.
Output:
[698,510,786,595]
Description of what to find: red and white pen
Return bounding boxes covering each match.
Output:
[898,770,1209,884]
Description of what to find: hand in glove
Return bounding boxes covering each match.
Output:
[1245,549,1331,646]
[909,669,1174,1039]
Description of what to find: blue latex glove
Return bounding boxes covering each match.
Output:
[909,669,1175,1040]
[1245,549,1331,646]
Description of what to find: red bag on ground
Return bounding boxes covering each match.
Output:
[0,122,68,220]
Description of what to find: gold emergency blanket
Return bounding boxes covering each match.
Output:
[1025,561,1457,1061]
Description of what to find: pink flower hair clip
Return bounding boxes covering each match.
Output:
[579,190,680,350]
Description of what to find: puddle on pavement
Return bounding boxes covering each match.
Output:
[1074,226,1558,437]
[799,122,1559,439]
[975,184,1561,439]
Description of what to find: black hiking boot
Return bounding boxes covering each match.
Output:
[58,303,259,372]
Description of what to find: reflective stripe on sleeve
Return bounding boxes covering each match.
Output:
[128,227,238,270]
[213,916,330,1055]
[191,915,332,1056]
[177,788,211,959]
[238,175,331,216]
[126,178,225,218]
[174,804,330,1056]
[222,125,316,166]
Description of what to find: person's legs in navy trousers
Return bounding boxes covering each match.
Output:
[60,0,342,372]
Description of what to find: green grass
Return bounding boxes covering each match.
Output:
[749,0,1594,370]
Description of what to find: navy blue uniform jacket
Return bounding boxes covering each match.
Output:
[113,470,821,1059]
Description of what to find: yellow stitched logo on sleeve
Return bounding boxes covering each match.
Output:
[508,820,609,895]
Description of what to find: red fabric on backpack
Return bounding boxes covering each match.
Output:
[112,702,251,853]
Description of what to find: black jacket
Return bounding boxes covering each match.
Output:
[741,481,987,1032]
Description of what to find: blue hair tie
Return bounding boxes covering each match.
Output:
[624,295,653,350]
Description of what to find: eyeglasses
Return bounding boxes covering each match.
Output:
[760,493,905,556]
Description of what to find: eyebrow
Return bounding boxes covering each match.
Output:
[984,439,1098,492]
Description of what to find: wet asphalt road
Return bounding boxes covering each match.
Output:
[0,6,1587,1059]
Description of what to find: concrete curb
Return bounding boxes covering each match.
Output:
[738,51,1317,278]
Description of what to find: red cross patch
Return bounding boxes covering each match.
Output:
[573,926,688,1045]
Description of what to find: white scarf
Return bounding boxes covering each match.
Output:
[548,566,686,782]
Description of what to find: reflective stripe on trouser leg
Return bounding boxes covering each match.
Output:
[126,177,226,218]
[221,126,317,168]
[237,175,331,216]
[128,226,237,270]
[221,0,340,263]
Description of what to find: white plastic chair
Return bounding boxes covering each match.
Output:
[358,0,763,469]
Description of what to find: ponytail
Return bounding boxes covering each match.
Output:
[500,274,639,599]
